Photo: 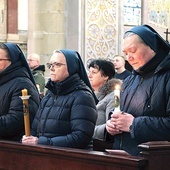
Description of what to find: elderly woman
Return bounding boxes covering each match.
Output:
[22,49,97,149]
[106,25,170,156]
[0,43,40,141]
[88,59,122,140]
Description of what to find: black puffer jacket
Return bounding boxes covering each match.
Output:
[113,51,170,156]
[31,73,97,149]
[0,63,40,141]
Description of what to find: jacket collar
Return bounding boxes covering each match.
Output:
[46,73,92,96]
[134,50,170,77]
[96,78,122,100]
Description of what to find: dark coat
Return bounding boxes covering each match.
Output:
[31,73,97,149]
[0,43,40,141]
[32,65,45,93]
[107,24,170,156]
[112,52,170,156]
[0,64,40,141]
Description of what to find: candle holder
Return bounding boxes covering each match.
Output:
[20,95,31,100]
[114,94,120,112]
[113,84,121,112]
[20,95,31,114]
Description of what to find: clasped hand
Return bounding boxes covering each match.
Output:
[22,135,38,145]
[106,111,134,136]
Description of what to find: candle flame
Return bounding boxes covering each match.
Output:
[115,84,121,90]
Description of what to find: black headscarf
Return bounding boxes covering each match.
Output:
[125,25,170,75]
[4,43,36,85]
[60,49,98,104]
[125,24,170,52]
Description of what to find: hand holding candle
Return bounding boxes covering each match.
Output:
[21,89,31,136]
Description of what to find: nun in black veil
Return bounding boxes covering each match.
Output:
[0,42,40,141]
[22,49,97,149]
[105,25,170,156]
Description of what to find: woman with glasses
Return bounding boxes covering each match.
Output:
[0,42,40,141]
[22,49,98,149]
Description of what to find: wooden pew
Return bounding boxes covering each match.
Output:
[0,140,169,170]
[0,140,146,170]
[139,141,170,170]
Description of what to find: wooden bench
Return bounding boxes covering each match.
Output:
[0,140,169,170]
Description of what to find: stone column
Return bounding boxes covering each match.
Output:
[27,0,66,57]
[27,0,66,79]
[0,0,7,41]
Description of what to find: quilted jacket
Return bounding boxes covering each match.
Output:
[0,65,40,141]
[31,73,97,149]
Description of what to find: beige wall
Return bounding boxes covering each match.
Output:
[1,0,169,80]
[27,0,85,79]
[28,0,65,55]
[27,0,67,79]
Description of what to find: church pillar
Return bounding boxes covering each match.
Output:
[27,0,66,57]
[0,0,7,41]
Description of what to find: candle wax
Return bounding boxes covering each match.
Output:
[22,89,28,96]
[114,85,121,112]
[21,89,31,136]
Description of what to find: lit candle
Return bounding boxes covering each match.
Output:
[21,89,31,136]
[114,84,121,112]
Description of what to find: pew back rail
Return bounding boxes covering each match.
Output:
[0,140,169,169]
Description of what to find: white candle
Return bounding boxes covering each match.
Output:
[114,84,120,112]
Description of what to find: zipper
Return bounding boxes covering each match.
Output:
[139,77,143,85]
[41,94,57,136]
[36,93,56,137]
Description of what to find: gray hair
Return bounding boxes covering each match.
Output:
[123,32,147,45]
[53,50,61,54]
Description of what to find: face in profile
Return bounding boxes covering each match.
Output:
[88,66,108,91]
[27,54,39,69]
[112,56,125,70]
[47,52,69,82]
[0,49,11,73]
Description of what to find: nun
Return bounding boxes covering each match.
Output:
[22,49,97,149]
[0,42,40,141]
[105,24,170,156]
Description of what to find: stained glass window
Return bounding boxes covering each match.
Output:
[123,0,141,26]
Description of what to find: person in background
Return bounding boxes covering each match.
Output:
[88,59,122,140]
[0,43,40,141]
[27,53,45,98]
[106,24,170,156]
[112,55,131,80]
[22,49,97,149]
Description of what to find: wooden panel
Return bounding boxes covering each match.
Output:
[139,141,170,170]
[0,141,147,170]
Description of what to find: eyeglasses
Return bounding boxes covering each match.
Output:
[0,59,11,62]
[27,59,35,62]
[46,62,66,69]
